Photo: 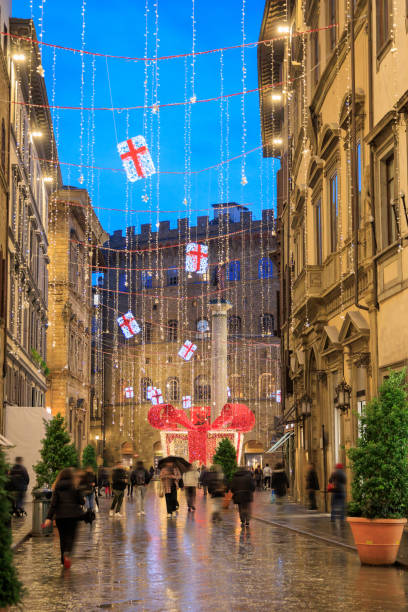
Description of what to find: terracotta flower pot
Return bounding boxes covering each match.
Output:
[347,517,407,565]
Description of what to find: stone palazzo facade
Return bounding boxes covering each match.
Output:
[259,0,408,508]
[98,204,280,466]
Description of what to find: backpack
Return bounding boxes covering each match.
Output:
[134,468,146,486]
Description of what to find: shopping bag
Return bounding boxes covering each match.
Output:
[270,489,276,504]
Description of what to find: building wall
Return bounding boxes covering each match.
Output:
[259,0,408,509]
[46,187,107,455]
[0,1,10,433]
[101,207,280,466]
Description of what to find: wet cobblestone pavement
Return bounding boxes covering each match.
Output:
[12,487,408,611]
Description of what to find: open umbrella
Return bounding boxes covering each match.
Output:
[157,456,191,474]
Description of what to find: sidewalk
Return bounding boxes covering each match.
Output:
[11,502,33,550]
[251,491,408,567]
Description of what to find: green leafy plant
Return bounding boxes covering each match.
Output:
[348,370,408,519]
[0,447,22,607]
[30,348,50,377]
[82,444,97,471]
[212,438,237,483]
[34,414,79,488]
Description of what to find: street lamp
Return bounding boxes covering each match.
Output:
[335,380,352,412]
[300,394,312,417]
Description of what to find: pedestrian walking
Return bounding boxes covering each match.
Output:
[80,466,96,511]
[263,464,272,490]
[127,467,133,499]
[8,457,29,517]
[271,462,289,508]
[328,463,346,521]
[199,465,209,496]
[43,468,84,569]
[184,462,199,511]
[230,466,255,527]
[159,460,181,518]
[254,465,263,491]
[206,464,226,522]
[109,462,128,517]
[306,463,319,510]
[131,461,151,515]
[97,467,107,497]
[149,465,155,479]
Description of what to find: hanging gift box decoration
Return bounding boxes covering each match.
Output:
[117,135,156,182]
[182,396,192,410]
[185,242,208,274]
[178,340,197,361]
[117,311,140,339]
[150,387,164,405]
[124,386,134,399]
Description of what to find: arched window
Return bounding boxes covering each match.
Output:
[258,257,273,279]
[194,375,211,401]
[167,320,178,342]
[140,377,153,401]
[260,313,274,336]
[230,374,244,400]
[166,377,180,401]
[228,315,242,334]
[259,373,275,399]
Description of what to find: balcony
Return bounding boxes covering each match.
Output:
[292,266,323,314]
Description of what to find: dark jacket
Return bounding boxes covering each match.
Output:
[9,464,29,492]
[112,468,128,491]
[329,469,346,496]
[306,468,319,491]
[230,469,255,504]
[206,471,226,498]
[80,470,95,496]
[254,468,263,482]
[130,467,151,486]
[271,468,289,497]
[47,478,84,520]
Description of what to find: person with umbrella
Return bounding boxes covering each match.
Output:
[158,456,190,518]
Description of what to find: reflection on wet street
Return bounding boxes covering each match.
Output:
[13,488,408,611]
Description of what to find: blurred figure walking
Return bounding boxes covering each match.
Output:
[199,465,208,496]
[131,461,151,515]
[254,465,263,491]
[109,462,128,518]
[207,465,226,522]
[329,463,346,521]
[43,468,84,569]
[306,463,319,510]
[159,461,181,518]
[8,457,29,517]
[271,463,289,509]
[81,466,96,511]
[263,464,272,490]
[184,462,199,512]
[230,466,255,527]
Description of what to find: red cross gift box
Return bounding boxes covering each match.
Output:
[178,340,197,361]
[150,387,164,406]
[185,242,208,274]
[117,135,156,182]
[124,386,134,399]
[148,402,255,465]
[117,311,140,339]
[182,396,192,410]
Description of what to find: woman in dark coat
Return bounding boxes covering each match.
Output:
[43,468,84,569]
[271,462,289,504]
[230,467,256,526]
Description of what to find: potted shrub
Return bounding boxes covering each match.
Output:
[347,370,408,565]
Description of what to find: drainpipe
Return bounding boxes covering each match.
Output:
[351,0,369,312]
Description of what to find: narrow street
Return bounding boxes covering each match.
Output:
[12,489,408,611]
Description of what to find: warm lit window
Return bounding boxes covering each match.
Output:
[166,377,180,401]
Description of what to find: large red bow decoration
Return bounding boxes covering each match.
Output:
[148,403,255,464]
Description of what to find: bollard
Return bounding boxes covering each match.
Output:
[32,487,53,536]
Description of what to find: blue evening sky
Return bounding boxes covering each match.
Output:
[13,0,278,235]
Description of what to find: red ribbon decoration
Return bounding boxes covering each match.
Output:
[120,139,148,177]
[148,402,255,464]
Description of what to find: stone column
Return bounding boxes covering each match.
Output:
[209,300,232,420]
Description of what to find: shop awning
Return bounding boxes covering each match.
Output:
[0,433,15,448]
[266,431,294,454]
